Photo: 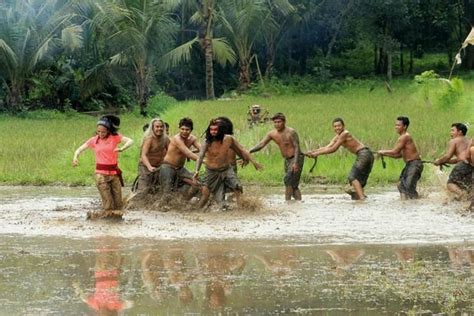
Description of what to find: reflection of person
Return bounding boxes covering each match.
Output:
[394,247,414,263]
[434,123,472,200]
[250,113,304,201]
[163,248,196,304]
[194,119,262,210]
[73,115,133,219]
[136,118,169,194]
[254,248,300,279]
[306,118,374,200]
[74,238,133,315]
[447,247,473,270]
[378,116,423,200]
[325,248,365,270]
[197,249,246,311]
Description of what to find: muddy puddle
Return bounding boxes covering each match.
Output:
[0,236,473,315]
[0,186,473,314]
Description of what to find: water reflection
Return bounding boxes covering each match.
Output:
[74,237,133,315]
[0,237,473,314]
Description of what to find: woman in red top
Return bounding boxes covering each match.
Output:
[73,115,133,219]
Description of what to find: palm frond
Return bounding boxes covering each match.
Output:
[159,36,198,71]
[212,37,236,66]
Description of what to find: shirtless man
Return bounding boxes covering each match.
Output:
[306,118,374,200]
[159,117,200,196]
[378,116,423,200]
[194,119,261,209]
[434,123,472,200]
[250,113,303,201]
[136,118,169,194]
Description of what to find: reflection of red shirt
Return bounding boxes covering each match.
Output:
[86,270,125,311]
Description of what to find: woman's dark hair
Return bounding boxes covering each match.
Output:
[97,115,120,135]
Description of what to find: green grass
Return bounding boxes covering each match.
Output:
[0,79,471,186]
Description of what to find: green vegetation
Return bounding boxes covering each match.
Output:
[0,79,470,187]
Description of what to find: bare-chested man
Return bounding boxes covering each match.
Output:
[250,113,303,201]
[136,118,169,194]
[306,118,374,200]
[434,123,472,200]
[159,117,200,196]
[378,116,423,200]
[194,119,261,209]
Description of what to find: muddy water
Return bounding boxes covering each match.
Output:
[0,186,473,314]
[0,236,473,315]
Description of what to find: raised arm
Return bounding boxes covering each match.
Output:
[72,142,89,166]
[249,133,272,153]
[378,136,406,158]
[434,140,456,165]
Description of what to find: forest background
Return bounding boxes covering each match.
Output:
[0,0,473,186]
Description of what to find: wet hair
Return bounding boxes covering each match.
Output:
[179,117,193,131]
[396,116,410,128]
[216,116,234,135]
[451,123,467,136]
[332,117,345,126]
[271,112,286,121]
[205,119,225,143]
[142,123,149,132]
[164,122,169,130]
[97,115,120,135]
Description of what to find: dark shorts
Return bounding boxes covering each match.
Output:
[136,163,161,193]
[399,159,424,199]
[284,154,305,189]
[205,166,242,203]
[447,161,472,191]
[347,148,374,188]
[159,163,193,192]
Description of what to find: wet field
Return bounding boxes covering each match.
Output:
[1,236,473,315]
[0,186,473,314]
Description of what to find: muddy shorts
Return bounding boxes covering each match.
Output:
[159,163,193,192]
[347,147,374,188]
[399,159,424,199]
[284,154,305,189]
[205,166,242,203]
[136,163,161,193]
[95,173,123,210]
[447,161,472,191]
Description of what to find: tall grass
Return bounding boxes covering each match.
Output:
[0,79,471,186]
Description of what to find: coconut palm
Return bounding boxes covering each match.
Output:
[161,0,236,99]
[0,0,82,111]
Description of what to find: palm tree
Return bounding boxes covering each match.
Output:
[219,0,281,90]
[100,0,181,115]
[161,0,236,99]
[0,0,82,111]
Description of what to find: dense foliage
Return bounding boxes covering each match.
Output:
[0,0,473,113]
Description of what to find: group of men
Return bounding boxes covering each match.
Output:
[132,111,473,211]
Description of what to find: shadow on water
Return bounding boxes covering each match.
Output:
[0,236,473,315]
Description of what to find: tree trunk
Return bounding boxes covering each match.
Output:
[386,50,392,81]
[7,82,22,112]
[238,59,251,91]
[409,49,414,74]
[203,38,215,99]
[265,35,275,78]
[373,45,378,74]
[136,66,148,116]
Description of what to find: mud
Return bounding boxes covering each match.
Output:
[0,186,472,244]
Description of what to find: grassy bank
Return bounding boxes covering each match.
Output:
[0,79,471,186]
